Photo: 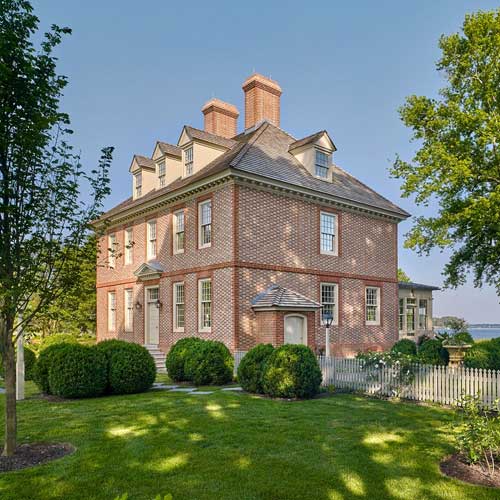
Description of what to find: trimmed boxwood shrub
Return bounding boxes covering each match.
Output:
[184,340,233,386]
[38,333,78,352]
[391,339,417,356]
[237,344,274,393]
[0,346,36,381]
[262,344,322,399]
[96,339,156,394]
[165,337,204,382]
[33,343,70,394]
[47,344,107,398]
[418,339,448,365]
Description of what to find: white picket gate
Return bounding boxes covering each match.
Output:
[233,351,500,409]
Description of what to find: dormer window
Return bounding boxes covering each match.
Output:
[158,160,166,187]
[134,172,142,198]
[185,147,193,177]
[315,150,330,179]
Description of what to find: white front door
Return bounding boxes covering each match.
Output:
[145,287,160,345]
[284,315,307,345]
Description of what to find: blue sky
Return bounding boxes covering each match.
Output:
[32,0,500,323]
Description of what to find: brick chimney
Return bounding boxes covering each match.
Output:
[202,98,239,139]
[242,73,282,129]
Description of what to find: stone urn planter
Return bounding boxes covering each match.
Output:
[443,343,471,368]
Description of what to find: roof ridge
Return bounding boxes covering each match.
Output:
[229,122,270,168]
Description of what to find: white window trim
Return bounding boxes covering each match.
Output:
[108,233,116,268]
[173,282,185,332]
[134,172,142,199]
[198,200,212,249]
[157,160,166,188]
[147,220,157,260]
[124,228,133,265]
[124,288,133,332]
[173,209,185,255]
[184,146,193,177]
[365,286,381,326]
[108,291,116,331]
[315,149,331,180]
[320,282,339,326]
[320,211,338,256]
[198,278,212,333]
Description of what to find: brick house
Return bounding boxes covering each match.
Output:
[95,73,411,366]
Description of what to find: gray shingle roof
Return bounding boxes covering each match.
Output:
[100,121,409,221]
[252,284,321,310]
[157,142,182,158]
[183,126,236,149]
[134,155,155,170]
[289,130,337,152]
[398,281,440,291]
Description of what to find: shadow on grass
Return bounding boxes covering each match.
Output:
[0,386,494,500]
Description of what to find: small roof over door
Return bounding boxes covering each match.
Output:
[251,284,321,311]
[134,261,165,281]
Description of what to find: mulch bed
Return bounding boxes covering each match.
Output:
[440,453,500,488]
[0,443,75,472]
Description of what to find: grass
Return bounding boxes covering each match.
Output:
[0,380,498,500]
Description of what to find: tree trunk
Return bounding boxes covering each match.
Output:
[2,339,16,456]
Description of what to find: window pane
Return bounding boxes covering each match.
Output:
[365,287,379,323]
[315,165,329,178]
[200,201,212,246]
[199,280,212,329]
[320,213,336,253]
[175,283,185,329]
[399,298,404,331]
[418,299,427,329]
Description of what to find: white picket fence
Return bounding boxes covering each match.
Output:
[233,351,500,409]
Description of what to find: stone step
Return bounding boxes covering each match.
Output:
[143,345,167,374]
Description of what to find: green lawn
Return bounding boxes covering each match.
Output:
[0,381,498,500]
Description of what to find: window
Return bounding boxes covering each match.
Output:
[419,299,428,330]
[147,220,157,259]
[320,211,337,255]
[406,297,416,334]
[173,282,185,331]
[124,289,133,331]
[315,150,330,179]
[399,298,405,331]
[108,233,116,268]
[198,278,212,332]
[198,200,212,248]
[158,160,166,187]
[321,283,338,325]
[108,291,116,331]
[135,172,142,198]
[184,147,193,176]
[173,210,185,254]
[124,228,133,265]
[365,287,380,325]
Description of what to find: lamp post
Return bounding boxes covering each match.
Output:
[16,312,25,401]
[322,311,334,358]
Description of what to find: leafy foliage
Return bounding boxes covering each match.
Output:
[391,339,417,356]
[184,340,233,386]
[455,394,500,475]
[417,339,448,365]
[96,340,156,394]
[391,10,500,293]
[237,344,274,393]
[37,333,78,352]
[33,343,74,394]
[464,338,500,369]
[165,337,204,382]
[47,344,107,398]
[397,268,411,282]
[262,344,322,399]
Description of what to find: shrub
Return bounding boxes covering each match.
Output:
[417,339,448,365]
[38,333,78,352]
[33,343,71,394]
[464,343,492,369]
[416,334,432,347]
[165,337,204,382]
[0,346,36,381]
[47,344,107,398]
[96,340,156,394]
[391,339,417,356]
[237,344,274,393]
[184,340,233,386]
[262,344,322,399]
[454,331,474,345]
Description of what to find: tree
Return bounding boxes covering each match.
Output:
[391,10,500,293]
[398,268,411,283]
[0,0,111,456]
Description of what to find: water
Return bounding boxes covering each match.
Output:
[435,327,500,341]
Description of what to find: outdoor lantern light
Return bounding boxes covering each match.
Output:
[322,311,334,358]
[135,301,142,310]
[155,299,162,309]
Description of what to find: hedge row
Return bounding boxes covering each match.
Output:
[34,340,156,398]
[237,344,322,399]
[165,338,233,385]
[464,338,500,370]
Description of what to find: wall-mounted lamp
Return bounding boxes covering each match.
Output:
[135,301,142,310]
[155,299,163,309]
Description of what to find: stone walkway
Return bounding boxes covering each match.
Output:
[0,388,4,394]
[152,383,243,395]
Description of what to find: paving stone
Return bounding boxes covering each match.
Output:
[189,391,214,395]
[169,387,196,392]
[221,387,243,391]
[0,388,4,394]
[152,383,178,390]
